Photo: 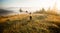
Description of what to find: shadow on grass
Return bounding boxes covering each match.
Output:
[48,26,60,33]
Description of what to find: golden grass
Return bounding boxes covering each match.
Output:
[0,14,29,23]
[0,13,60,33]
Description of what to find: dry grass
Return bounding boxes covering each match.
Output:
[0,13,60,33]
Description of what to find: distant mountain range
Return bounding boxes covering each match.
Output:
[0,8,29,16]
[0,9,15,16]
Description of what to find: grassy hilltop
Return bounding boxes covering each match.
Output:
[0,12,60,33]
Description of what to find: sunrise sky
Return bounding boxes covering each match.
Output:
[0,0,60,12]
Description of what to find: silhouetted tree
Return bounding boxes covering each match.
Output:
[40,8,46,13]
[26,11,28,13]
[19,8,23,12]
[29,12,32,20]
[34,8,46,14]
[41,8,45,11]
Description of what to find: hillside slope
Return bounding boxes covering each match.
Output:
[0,14,60,33]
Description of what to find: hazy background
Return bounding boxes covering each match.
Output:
[0,0,60,15]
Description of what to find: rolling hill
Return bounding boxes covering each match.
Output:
[0,13,60,33]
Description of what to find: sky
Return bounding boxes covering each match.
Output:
[0,0,60,12]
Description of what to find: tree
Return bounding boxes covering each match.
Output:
[41,8,45,12]
[29,12,32,20]
[26,10,28,13]
[19,8,23,12]
[34,8,46,14]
